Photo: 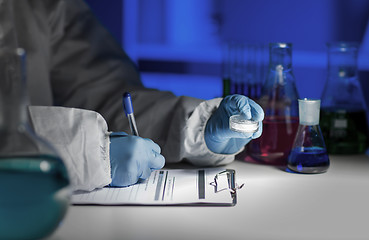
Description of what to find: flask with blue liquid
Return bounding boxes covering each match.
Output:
[287,99,330,174]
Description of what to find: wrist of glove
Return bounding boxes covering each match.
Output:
[204,95,264,154]
[109,132,165,187]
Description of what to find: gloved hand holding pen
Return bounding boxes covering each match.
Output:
[109,92,165,187]
[109,132,165,187]
[205,94,264,154]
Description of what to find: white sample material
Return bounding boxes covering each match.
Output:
[229,114,259,133]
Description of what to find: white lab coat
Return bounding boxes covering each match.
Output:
[8,0,236,191]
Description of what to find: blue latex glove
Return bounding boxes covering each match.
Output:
[205,94,264,154]
[109,132,165,187]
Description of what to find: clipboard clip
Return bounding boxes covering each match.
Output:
[210,170,245,194]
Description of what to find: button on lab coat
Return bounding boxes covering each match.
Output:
[8,0,237,191]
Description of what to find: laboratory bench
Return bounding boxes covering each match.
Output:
[47,154,369,240]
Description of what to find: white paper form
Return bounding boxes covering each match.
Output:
[72,168,236,206]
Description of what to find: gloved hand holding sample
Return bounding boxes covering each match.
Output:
[205,94,264,154]
[109,132,165,187]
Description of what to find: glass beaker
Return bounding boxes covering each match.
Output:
[287,99,329,173]
[245,43,299,165]
[0,48,70,239]
[320,42,369,154]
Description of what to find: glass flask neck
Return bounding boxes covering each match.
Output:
[0,48,29,132]
[327,42,359,79]
[0,48,46,158]
[0,0,26,131]
[269,43,293,71]
[259,42,299,118]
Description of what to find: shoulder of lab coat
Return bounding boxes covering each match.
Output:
[182,98,235,166]
[28,106,111,192]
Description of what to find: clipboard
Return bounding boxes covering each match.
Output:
[71,168,241,206]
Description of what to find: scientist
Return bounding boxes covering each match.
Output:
[5,0,264,191]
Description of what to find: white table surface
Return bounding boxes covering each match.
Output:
[47,155,369,240]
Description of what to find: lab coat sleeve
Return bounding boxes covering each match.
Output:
[114,91,237,167]
[182,98,236,166]
[28,106,111,192]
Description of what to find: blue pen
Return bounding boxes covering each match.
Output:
[123,92,139,136]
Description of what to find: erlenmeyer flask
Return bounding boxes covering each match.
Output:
[0,48,70,239]
[245,43,299,165]
[287,99,330,173]
[320,42,369,154]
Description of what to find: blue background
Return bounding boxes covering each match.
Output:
[85,0,369,108]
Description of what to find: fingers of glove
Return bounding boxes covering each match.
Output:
[223,95,264,122]
[223,95,264,119]
[142,137,162,154]
[149,150,165,170]
[141,138,164,169]
[226,95,255,120]
[137,151,164,180]
[139,167,152,180]
[226,94,249,115]
[135,138,164,176]
[248,99,265,121]
[241,103,252,119]
[137,151,164,181]
[109,135,162,187]
[237,98,264,121]
[217,95,245,117]
[252,121,263,139]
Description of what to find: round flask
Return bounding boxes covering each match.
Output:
[0,48,70,239]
